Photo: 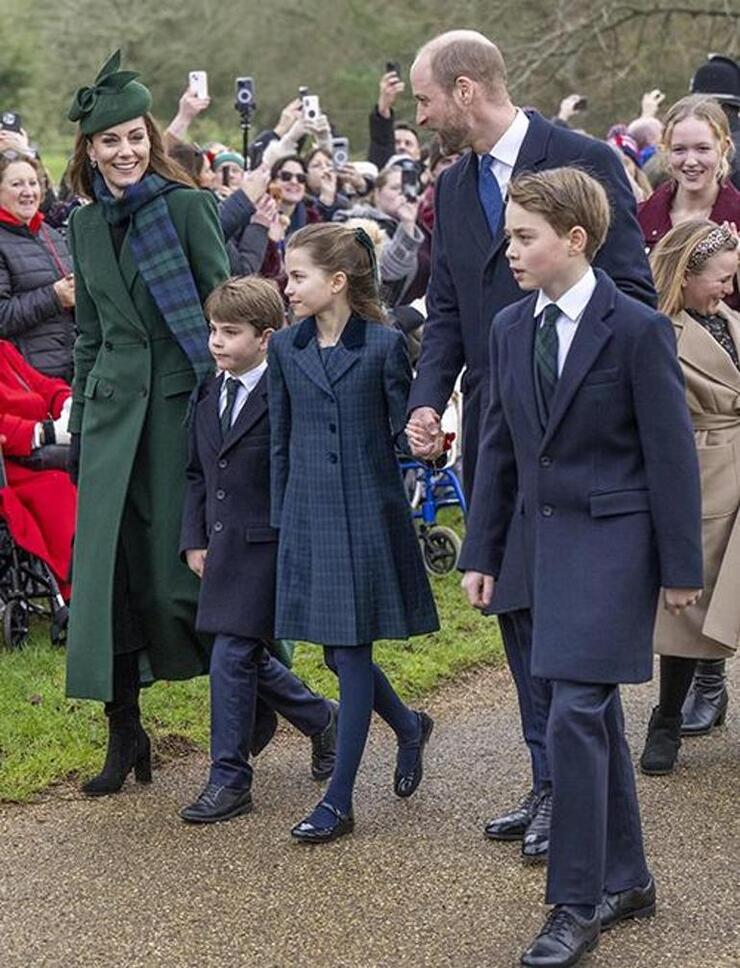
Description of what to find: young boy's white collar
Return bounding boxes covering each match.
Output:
[223,359,268,392]
[534,267,597,323]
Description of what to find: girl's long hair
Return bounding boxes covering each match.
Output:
[650,218,738,316]
[287,222,386,323]
[67,113,196,199]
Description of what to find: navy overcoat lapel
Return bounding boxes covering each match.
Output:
[292,318,334,399]
[508,295,544,440]
[202,374,224,452]
[541,273,615,451]
[456,152,491,258]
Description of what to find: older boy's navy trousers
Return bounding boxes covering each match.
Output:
[545,680,650,905]
[209,634,330,790]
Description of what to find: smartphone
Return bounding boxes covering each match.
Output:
[221,166,230,187]
[298,85,310,99]
[331,136,350,168]
[1,111,22,133]
[573,97,588,111]
[401,164,420,202]
[386,61,402,79]
[188,71,208,100]
[302,94,320,123]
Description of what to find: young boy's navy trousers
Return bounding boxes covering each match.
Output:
[209,634,330,790]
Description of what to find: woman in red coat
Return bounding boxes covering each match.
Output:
[0,340,76,598]
[638,94,740,310]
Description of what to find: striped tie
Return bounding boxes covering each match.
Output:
[535,304,560,417]
[220,377,239,438]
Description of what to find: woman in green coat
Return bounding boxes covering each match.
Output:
[65,53,229,794]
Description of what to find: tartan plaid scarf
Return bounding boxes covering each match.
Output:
[93,172,212,418]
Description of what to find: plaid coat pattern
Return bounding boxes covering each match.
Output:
[268,315,439,646]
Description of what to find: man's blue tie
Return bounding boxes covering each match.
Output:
[478,154,503,236]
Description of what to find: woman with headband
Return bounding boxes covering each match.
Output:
[641,220,740,775]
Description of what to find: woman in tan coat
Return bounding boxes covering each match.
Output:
[640,219,739,774]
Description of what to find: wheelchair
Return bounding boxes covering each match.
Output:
[0,518,68,649]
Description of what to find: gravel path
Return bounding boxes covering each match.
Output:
[1,657,737,967]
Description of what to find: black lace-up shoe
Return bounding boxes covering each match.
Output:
[598,877,656,931]
[311,699,338,781]
[522,789,552,863]
[521,906,599,967]
[484,789,538,841]
[179,783,253,824]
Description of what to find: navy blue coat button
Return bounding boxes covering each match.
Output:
[213,521,223,532]
[329,423,337,433]
[216,489,226,500]
[218,459,228,469]
[541,504,554,517]
[328,453,338,463]
[540,455,552,467]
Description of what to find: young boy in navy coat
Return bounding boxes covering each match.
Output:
[179,277,337,823]
[459,169,703,967]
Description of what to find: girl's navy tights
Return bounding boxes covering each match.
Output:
[304,644,421,828]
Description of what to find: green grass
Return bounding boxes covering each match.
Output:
[0,526,502,802]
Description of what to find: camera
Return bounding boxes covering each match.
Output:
[399,160,420,202]
[331,137,350,168]
[302,94,320,123]
[234,77,256,115]
[386,61,402,79]
[1,111,22,133]
[573,97,588,111]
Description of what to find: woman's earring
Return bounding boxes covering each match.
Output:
[90,159,98,169]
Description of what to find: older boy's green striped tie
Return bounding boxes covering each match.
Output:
[535,303,560,417]
[220,376,239,438]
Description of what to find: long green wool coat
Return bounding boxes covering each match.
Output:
[65,188,229,701]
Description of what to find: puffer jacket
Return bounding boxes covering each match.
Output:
[0,220,74,381]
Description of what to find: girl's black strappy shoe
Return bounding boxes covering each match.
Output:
[290,801,354,844]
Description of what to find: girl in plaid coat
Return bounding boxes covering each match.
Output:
[268,223,439,843]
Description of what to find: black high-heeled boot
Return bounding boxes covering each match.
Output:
[681,659,729,736]
[82,653,152,796]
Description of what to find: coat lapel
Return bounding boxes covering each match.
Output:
[675,306,740,394]
[201,374,223,453]
[456,152,491,258]
[84,208,147,336]
[507,296,544,440]
[541,274,615,451]
[118,226,140,293]
[221,373,269,452]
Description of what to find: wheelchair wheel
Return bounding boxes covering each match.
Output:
[2,600,29,649]
[419,525,461,576]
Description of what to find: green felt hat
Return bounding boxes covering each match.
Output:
[68,50,152,135]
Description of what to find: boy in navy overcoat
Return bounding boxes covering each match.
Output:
[459,169,703,967]
[178,277,337,824]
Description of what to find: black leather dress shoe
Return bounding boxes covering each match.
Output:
[522,790,552,864]
[484,789,538,841]
[598,876,656,931]
[291,800,354,844]
[311,699,338,781]
[394,710,434,798]
[521,906,599,967]
[179,783,253,824]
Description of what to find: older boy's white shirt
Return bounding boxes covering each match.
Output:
[218,359,268,426]
[479,108,530,198]
[534,267,597,376]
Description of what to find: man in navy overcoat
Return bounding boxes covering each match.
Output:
[406,29,656,849]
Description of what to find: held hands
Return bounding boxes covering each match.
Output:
[663,587,702,616]
[405,407,445,460]
[462,571,495,610]
[53,274,75,309]
[378,70,404,118]
[186,549,207,578]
